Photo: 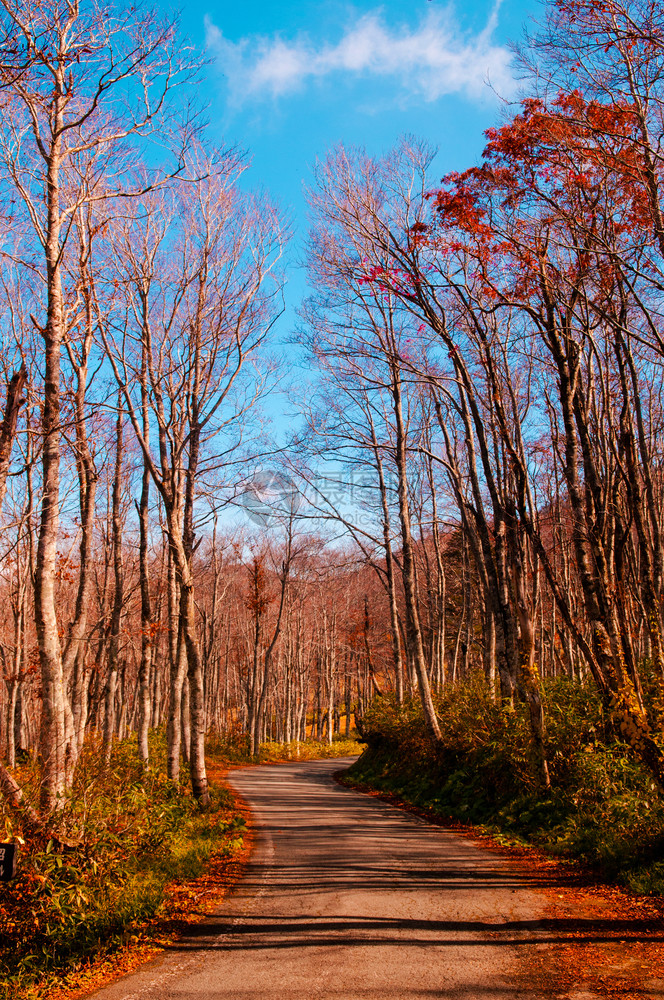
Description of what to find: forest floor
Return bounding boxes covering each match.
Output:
[340,773,664,1000]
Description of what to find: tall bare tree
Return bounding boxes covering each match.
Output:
[0,0,197,812]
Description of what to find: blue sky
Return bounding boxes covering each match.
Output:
[181,0,539,243]
[172,0,540,522]
[176,0,539,430]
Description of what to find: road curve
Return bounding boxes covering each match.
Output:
[88,758,552,1000]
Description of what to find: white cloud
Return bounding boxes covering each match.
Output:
[204,6,515,107]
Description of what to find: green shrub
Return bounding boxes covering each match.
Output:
[349,676,664,895]
[0,732,245,1000]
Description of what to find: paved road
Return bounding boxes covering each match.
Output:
[89,758,554,1000]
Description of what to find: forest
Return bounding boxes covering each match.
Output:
[1,0,664,947]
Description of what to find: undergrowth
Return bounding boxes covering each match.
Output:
[0,730,246,1000]
[347,676,664,896]
[206,728,364,764]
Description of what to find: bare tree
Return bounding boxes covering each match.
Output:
[104,157,285,801]
[0,0,198,813]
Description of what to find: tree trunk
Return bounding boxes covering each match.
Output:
[104,399,125,762]
[392,367,442,746]
[136,347,152,767]
[36,129,68,814]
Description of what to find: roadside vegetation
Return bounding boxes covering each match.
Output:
[0,733,248,1000]
[347,678,664,897]
[207,730,364,765]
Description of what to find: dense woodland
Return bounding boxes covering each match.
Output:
[2,0,664,827]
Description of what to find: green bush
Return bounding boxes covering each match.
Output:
[349,676,664,895]
[0,732,245,1000]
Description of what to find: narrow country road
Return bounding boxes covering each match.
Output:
[88,758,557,1000]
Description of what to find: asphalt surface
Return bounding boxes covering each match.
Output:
[88,758,554,1000]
